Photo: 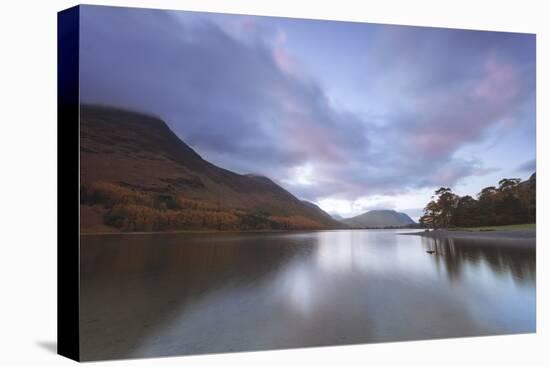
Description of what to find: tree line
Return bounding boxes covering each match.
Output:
[419,173,535,229]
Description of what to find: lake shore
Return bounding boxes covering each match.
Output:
[79,228,347,236]
[402,229,536,248]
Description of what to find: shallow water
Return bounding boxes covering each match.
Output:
[80,229,535,360]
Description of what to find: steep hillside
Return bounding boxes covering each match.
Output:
[80,105,340,232]
[342,210,415,228]
[301,200,339,223]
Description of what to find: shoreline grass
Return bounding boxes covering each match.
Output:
[449,223,535,232]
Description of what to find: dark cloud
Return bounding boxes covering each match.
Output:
[80,6,369,186]
[79,6,535,203]
[516,159,536,173]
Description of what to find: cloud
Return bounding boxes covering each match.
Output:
[80,6,369,183]
[79,6,535,208]
[516,158,536,173]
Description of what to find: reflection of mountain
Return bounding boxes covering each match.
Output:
[79,105,341,232]
[80,233,304,360]
[341,210,415,228]
[420,236,536,282]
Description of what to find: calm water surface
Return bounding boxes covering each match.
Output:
[80,229,535,360]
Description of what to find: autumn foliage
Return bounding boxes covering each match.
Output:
[81,181,324,231]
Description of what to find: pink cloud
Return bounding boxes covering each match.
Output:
[410,130,467,157]
[472,56,518,104]
[275,29,287,45]
[236,16,256,32]
[273,47,295,75]
[283,112,346,163]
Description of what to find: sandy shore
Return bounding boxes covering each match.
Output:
[402,229,536,248]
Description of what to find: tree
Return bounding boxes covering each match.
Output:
[477,186,498,226]
[495,190,523,224]
[452,195,480,227]
[479,186,497,198]
[434,187,459,228]
[498,178,521,192]
[421,174,536,229]
[421,200,441,229]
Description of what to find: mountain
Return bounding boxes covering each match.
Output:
[301,200,338,222]
[341,209,415,228]
[80,105,341,232]
[331,213,345,221]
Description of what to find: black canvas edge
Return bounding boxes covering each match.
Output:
[58,5,81,362]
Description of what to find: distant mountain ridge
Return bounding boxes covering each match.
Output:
[80,105,341,232]
[341,209,415,228]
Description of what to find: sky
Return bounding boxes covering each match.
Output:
[79,5,536,220]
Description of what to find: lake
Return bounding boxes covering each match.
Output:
[79,229,535,360]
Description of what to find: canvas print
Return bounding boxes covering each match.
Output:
[62,4,536,361]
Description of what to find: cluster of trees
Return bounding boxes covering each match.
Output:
[419,173,536,229]
[81,181,324,231]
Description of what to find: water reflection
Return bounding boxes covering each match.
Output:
[80,230,535,361]
[80,232,308,360]
[420,236,535,283]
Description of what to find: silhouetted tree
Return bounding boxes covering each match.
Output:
[421,174,536,228]
[421,200,441,229]
[452,195,480,227]
[498,178,521,192]
[434,187,459,228]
